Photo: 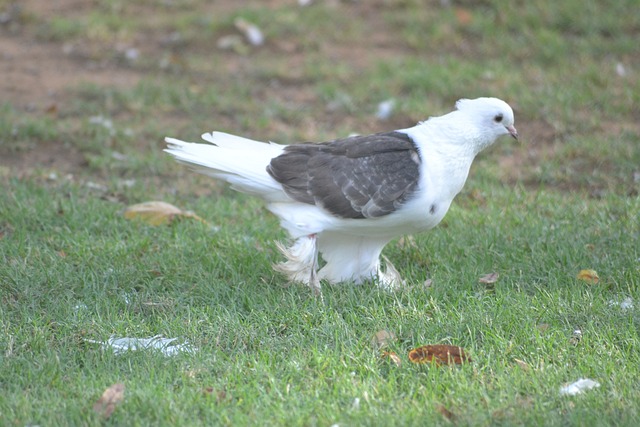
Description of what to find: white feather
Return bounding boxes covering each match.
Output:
[164,133,286,200]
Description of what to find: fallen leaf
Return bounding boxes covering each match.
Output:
[576,269,599,284]
[123,201,208,226]
[408,345,471,365]
[45,102,58,115]
[559,378,600,396]
[479,272,500,284]
[371,330,396,349]
[513,358,530,371]
[381,351,402,367]
[435,403,456,421]
[454,7,473,26]
[93,383,125,419]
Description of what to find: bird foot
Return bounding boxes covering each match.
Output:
[376,255,405,290]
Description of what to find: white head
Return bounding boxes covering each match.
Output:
[455,97,518,143]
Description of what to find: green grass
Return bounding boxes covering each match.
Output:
[1,0,640,425]
[2,181,639,426]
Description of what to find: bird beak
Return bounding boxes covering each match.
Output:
[506,125,518,140]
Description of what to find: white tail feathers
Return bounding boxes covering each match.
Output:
[164,132,287,200]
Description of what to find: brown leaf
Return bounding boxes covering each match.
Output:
[436,403,456,421]
[479,272,500,284]
[123,201,208,226]
[371,330,396,349]
[408,345,471,365]
[454,7,473,26]
[93,383,125,419]
[45,102,58,115]
[381,351,402,367]
[576,269,599,284]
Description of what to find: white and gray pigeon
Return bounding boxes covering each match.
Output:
[165,97,518,294]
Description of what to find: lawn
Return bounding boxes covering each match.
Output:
[1,0,639,425]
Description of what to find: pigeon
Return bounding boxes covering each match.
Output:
[165,97,517,294]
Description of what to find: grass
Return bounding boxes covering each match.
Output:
[1,0,640,425]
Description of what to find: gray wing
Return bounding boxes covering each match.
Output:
[266,132,421,219]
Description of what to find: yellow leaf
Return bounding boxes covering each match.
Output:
[123,201,208,226]
[93,383,125,419]
[381,351,402,367]
[576,269,599,284]
[408,345,471,365]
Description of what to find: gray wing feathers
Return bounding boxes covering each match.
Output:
[267,132,421,219]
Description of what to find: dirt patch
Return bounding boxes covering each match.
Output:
[1,139,87,178]
[0,33,141,111]
[0,0,567,187]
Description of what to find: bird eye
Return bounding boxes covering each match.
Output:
[494,114,504,123]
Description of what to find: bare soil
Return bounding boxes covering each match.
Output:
[0,0,557,185]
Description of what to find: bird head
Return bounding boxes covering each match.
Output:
[455,97,518,142]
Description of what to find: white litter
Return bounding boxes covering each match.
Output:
[351,397,360,410]
[375,99,396,120]
[608,297,634,310]
[559,378,600,396]
[89,115,114,130]
[87,336,195,356]
[234,18,264,46]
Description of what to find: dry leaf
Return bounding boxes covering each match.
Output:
[435,403,456,421]
[454,7,473,25]
[371,330,396,349]
[123,201,208,226]
[408,345,471,365]
[513,358,530,371]
[93,383,125,419]
[479,272,499,284]
[381,351,402,367]
[576,269,599,284]
[45,102,58,115]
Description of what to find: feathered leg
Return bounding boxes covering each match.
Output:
[274,235,321,295]
[317,232,398,287]
[376,255,404,290]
